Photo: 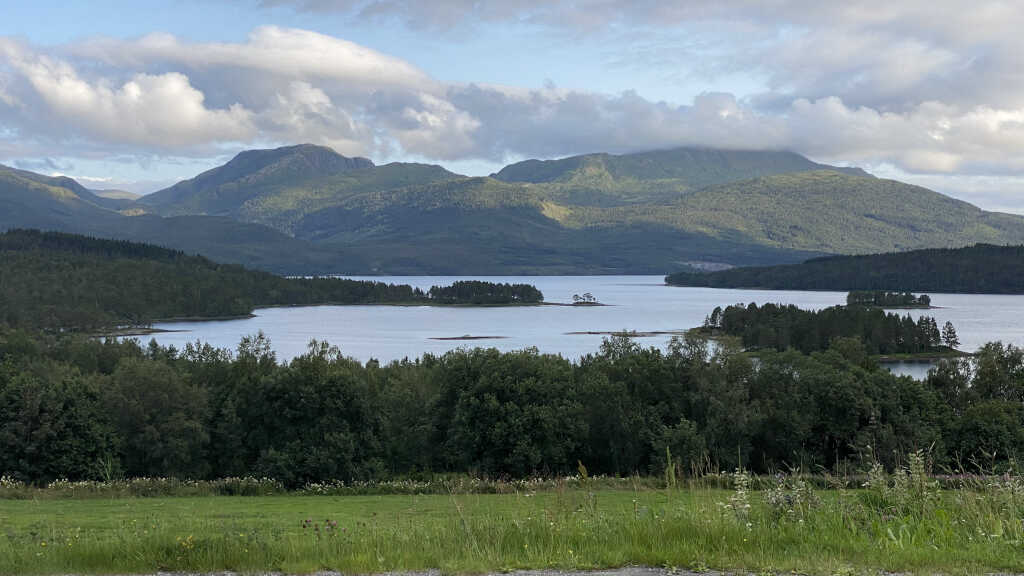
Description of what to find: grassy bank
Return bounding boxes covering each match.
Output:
[2,469,1022,575]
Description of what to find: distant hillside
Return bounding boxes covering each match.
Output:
[89,188,141,210]
[565,170,1024,255]
[493,147,870,205]
[139,144,460,232]
[665,244,1024,294]
[285,176,825,274]
[92,188,140,200]
[0,164,123,232]
[0,163,358,275]
[0,230,535,331]
[123,144,1024,274]
[8,145,1024,275]
[139,144,375,214]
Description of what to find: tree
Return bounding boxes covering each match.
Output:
[942,321,960,349]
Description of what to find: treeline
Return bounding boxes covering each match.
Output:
[1,327,1019,486]
[704,303,957,355]
[0,230,542,331]
[428,280,543,304]
[666,243,1024,293]
[847,291,931,307]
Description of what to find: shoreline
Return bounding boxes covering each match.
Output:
[566,329,687,338]
[429,335,509,341]
[874,351,974,362]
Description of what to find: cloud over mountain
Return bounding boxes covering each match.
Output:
[1,1,1023,208]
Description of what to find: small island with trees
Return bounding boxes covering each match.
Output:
[696,301,965,360]
[570,292,603,306]
[847,290,934,308]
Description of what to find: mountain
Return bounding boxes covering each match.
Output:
[9,144,1024,275]
[275,175,823,273]
[139,144,460,232]
[127,144,1024,273]
[557,170,1024,255]
[665,243,1024,294]
[140,143,374,213]
[88,188,141,210]
[0,163,358,274]
[0,164,123,232]
[492,148,870,206]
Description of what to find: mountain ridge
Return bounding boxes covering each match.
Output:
[6,144,1024,274]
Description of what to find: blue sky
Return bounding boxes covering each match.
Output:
[2,1,1024,212]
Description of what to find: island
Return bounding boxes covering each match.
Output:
[846,290,934,308]
[693,301,969,360]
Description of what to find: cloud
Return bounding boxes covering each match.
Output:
[72,26,433,92]
[1,13,1024,212]
[0,39,254,150]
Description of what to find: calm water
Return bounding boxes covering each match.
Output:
[147,276,1024,376]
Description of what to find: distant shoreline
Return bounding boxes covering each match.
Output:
[566,329,686,338]
[99,299,604,337]
[429,335,509,341]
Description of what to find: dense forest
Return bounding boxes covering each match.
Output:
[0,230,543,331]
[666,243,1024,293]
[703,303,957,355]
[847,291,931,307]
[428,280,543,304]
[0,327,1018,486]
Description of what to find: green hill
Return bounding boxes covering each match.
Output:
[0,164,357,275]
[665,243,1024,293]
[9,144,1024,275]
[286,176,823,274]
[0,230,539,331]
[562,170,1024,255]
[128,144,1024,274]
[139,144,460,232]
[492,147,870,205]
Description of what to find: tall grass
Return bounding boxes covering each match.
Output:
[0,458,1021,575]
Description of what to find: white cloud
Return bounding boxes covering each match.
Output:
[0,39,254,149]
[2,10,1024,210]
[73,26,433,92]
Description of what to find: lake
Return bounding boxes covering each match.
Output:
[147,276,1024,375]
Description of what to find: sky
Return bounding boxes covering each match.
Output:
[1,1,1023,212]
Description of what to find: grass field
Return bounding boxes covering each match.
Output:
[2,469,1023,575]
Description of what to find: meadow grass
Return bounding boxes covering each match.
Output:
[1,468,1023,576]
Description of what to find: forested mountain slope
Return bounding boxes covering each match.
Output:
[493,147,870,205]
[7,144,1024,274]
[564,171,1024,255]
[666,243,1024,293]
[0,230,536,330]
[139,144,461,232]
[0,164,357,274]
[130,145,1024,273]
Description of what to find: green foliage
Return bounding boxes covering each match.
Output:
[4,312,1021,486]
[0,230,543,331]
[427,280,543,304]
[668,243,1024,293]
[847,291,931,307]
[5,483,1023,576]
[711,301,947,355]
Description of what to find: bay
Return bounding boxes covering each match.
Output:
[146,276,1024,372]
